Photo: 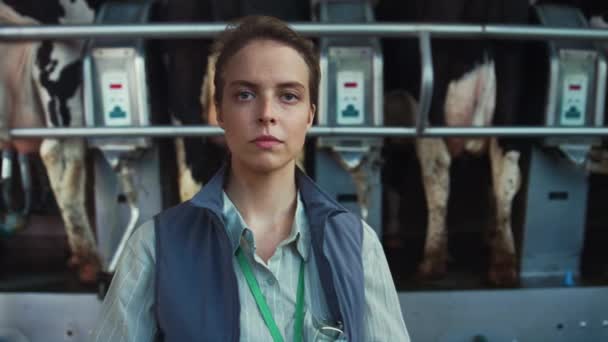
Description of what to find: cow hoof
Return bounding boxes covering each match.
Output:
[488,254,518,287]
[77,256,102,284]
[78,263,100,284]
[417,255,448,280]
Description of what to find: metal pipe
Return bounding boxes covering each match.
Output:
[417,32,434,134]
[10,126,225,138]
[1,23,608,41]
[421,127,608,137]
[8,126,608,138]
[482,25,608,41]
[108,162,140,273]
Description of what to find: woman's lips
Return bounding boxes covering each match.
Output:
[255,140,280,149]
[252,135,282,149]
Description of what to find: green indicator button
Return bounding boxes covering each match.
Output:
[341,104,359,118]
[565,106,581,119]
[109,106,127,119]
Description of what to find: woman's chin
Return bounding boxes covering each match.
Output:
[237,155,293,174]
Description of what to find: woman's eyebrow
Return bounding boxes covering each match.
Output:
[227,80,305,90]
[277,82,305,90]
[227,80,258,88]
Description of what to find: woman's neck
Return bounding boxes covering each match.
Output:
[225,158,298,261]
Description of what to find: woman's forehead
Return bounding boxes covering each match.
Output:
[223,39,310,87]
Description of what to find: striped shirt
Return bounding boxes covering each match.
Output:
[91,191,410,341]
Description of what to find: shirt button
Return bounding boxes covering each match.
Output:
[266,278,276,286]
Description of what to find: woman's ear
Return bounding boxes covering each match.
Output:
[307,104,316,128]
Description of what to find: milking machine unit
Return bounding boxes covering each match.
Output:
[520,4,607,286]
[314,0,384,236]
[83,0,162,282]
[0,151,31,236]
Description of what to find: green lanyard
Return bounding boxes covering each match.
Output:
[236,247,305,342]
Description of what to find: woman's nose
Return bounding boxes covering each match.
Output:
[257,97,276,124]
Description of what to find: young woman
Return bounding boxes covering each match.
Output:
[92,16,409,342]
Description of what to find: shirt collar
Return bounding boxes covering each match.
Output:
[222,191,310,261]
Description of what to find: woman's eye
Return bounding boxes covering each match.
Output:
[237,91,254,101]
[281,93,299,103]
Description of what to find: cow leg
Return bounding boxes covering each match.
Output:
[416,138,451,278]
[488,137,521,286]
[40,138,101,283]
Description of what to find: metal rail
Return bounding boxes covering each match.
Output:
[1,22,607,139]
[1,23,608,41]
[8,126,608,138]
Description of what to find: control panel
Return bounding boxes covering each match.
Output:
[101,71,132,126]
[337,70,365,125]
[560,73,588,126]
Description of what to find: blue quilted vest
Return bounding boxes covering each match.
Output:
[154,164,365,341]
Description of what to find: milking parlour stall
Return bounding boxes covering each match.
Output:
[0,0,607,341]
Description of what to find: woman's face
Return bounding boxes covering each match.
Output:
[217,39,315,174]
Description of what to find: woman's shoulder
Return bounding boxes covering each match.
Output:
[360,220,384,259]
[129,219,157,263]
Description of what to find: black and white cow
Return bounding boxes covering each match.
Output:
[377,0,529,286]
[0,0,221,284]
[0,0,105,283]
[0,0,194,284]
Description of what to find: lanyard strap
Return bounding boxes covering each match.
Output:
[236,247,305,342]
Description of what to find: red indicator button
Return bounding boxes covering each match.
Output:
[344,82,358,88]
[110,83,123,89]
[569,84,581,91]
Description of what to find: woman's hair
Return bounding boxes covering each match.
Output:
[212,15,320,107]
